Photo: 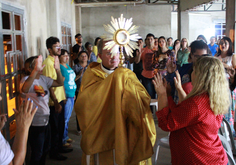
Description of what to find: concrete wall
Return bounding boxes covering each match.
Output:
[59,0,76,40]
[80,5,172,44]
[0,0,76,58]
[171,12,178,40]
[170,11,225,44]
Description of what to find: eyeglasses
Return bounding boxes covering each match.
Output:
[192,54,210,59]
[106,52,112,56]
[53,45,62,50]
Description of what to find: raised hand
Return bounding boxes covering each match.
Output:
[227,67,236,79]
[152,73,167,95]
[54,56,60,71]
[166,56,176,74]
[0,114,7,130]
[174,70,182,91]
[34,55,45,72]
[14,98,37,130]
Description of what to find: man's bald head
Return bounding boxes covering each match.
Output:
[98,39,120,70]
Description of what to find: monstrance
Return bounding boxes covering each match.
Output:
[102,14,141,67]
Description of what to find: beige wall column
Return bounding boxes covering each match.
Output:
[178,0,181,39]
[226,0,235,51]
[178,1,189,40]
[76,6,82,34]
[48,0,61,38]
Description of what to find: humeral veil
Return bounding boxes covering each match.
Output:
[74,62,156,165]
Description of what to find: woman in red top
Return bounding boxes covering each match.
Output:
[153,56,229,165]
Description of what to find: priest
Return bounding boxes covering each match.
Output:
[74,39,156,165]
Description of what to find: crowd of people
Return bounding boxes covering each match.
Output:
[0,31,235,165]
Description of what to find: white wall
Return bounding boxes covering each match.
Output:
[171,12,178,40]
[80,5,172,44]
[189,11,225,43]
[171,11,225,44]
[0,0,76,58]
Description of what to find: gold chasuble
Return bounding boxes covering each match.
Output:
[74,62,156,165]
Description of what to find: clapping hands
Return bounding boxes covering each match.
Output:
[166,57,176,74]
[174,70,183,91]
[152,73,167,95]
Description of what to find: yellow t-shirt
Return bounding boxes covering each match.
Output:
[92,46,102,63]
[42,55,66,106]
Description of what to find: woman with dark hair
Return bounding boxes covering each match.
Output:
[216,36,236,135]
[72,50,89,135]
[217,37,235,69]
[197,34,207,44]
[93,37,102,63]
[59,49,77,147]
[85,42,97,64]
[20,55,65,163]
[172,39,180,59]
[72,51,89,98]
[167,37,173,50]
[152,36,174,76]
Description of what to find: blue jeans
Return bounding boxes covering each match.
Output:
[63,97,74,144]
[142,76,156,99]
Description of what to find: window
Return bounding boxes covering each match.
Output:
[0,4,25,141]
[215,23,226,40]
[61,23,72,52]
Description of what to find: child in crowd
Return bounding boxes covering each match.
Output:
[20,55,64,165]
[59,49,77,147]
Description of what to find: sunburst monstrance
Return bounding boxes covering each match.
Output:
[102,14,141,67]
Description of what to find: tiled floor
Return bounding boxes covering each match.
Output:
[46,111,171,165]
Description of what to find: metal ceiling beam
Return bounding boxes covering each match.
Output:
[74,0,178,7]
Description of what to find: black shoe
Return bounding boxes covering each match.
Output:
[59,148,73,153]
[49,153,67,160]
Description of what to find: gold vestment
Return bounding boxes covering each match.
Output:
[74,62,156,165]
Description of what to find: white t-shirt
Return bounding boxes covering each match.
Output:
[0,132,14,165]
[20,75,53,126]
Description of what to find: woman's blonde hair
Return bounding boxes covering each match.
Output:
[185,56,230,115]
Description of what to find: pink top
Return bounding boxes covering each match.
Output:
[141,47,155,78]
[156,93,227,165]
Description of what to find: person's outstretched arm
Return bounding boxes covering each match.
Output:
[21,55,45,93]
[10,99,37,165]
